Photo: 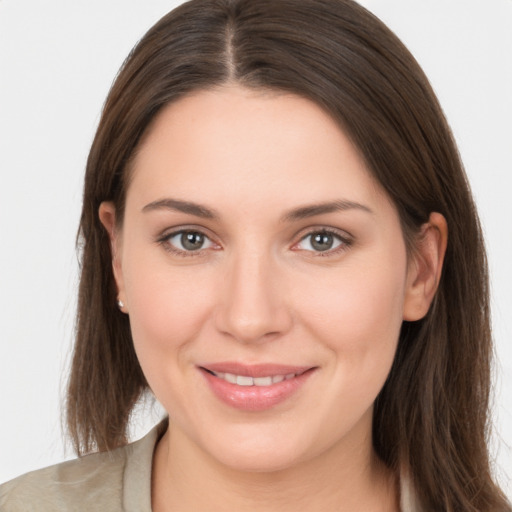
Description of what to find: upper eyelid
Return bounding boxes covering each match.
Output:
[295,225,353,241]
[156,226,216,247]
[293,230,352,249]
[158,225,215,240]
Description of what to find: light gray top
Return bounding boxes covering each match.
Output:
[0,420,167,512]
[0,419,421,511]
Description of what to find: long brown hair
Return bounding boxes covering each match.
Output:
[68,0,510,509]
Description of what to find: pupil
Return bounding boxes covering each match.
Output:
[182,232,204,250]
[311,233,333,251]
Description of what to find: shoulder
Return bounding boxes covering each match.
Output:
[0,419,166,512]
[0,447,127,512]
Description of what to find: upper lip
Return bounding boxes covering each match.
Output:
[199,362,314,378]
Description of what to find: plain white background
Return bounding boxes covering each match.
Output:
[1,0,511,497]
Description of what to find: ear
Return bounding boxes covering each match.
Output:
[98,201,128,313]
[403,212,448,321]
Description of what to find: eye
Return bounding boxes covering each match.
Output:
[295,230,349,253]
[163,230,216,253]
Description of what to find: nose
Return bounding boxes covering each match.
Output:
[214,248,293,344]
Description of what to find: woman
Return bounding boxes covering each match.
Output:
[1,0,510,510]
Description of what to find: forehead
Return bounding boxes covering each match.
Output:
[127,85,388,214]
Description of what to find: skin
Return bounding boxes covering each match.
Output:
[100,85,447,511]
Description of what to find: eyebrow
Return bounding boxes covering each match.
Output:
[280,200,373,222]
[142,198,218,219]
[142,197,372,221]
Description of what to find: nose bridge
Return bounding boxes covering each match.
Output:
[215,241,291,343]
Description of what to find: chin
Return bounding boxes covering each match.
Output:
[216,446,303,474]
[196,425,316,474]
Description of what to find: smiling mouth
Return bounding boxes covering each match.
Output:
[202,368,307,387]
[199,364,316,411]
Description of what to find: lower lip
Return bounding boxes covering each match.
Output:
[200,368,315,412]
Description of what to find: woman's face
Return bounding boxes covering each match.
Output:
[104,86,426,472]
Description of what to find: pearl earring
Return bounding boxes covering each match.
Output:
[117,299,124,309]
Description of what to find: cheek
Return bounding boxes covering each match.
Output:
[121,254,215,380]
[299,251,407,379]
[289,253,407,446]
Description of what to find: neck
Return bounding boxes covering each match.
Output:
[151,421,399,512]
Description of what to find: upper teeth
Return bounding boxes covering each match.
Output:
[212,372,297,386]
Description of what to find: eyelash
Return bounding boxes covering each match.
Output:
[293,228,353,257]
[157,227,353,258]
[157,229,219,257]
